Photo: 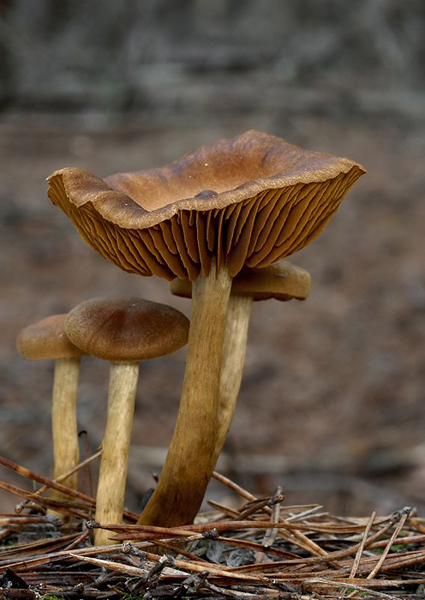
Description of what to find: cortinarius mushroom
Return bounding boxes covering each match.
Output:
[170,259,311,464]
[16,314,86,510]
[64,297,189,545]
[47,130,365,526]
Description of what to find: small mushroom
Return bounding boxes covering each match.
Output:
[64,296,189,545]
[16,314,86,511]
[170,260,311,463]
[48,130,365,526]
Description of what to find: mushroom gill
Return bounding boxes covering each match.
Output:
[48,130,365,282]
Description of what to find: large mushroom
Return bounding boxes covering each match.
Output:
[47,130,365,526]
[64,297,189,545]
[16,314,86,512]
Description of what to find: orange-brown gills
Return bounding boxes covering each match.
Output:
[48,130,365,282]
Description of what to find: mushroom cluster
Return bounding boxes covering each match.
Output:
[44,130,365,532]
[17,298,189,543]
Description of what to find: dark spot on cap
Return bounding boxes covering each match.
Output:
[194,189,218,200]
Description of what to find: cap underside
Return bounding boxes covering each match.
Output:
[48,130,365,281]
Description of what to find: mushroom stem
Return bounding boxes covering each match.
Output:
[212,294,253,464]
[49,356,81,515]
[138,262,233,526]
[94,362,138,546]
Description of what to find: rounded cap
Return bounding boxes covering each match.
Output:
[65,297,190,362]
[170,260,311,302]
[48,130,365,282]
[16,314,86,360]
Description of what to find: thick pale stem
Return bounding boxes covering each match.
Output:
[139,262,233,526]
[50,357,80,515]
[212,294,253,464]
[94,362,139,546]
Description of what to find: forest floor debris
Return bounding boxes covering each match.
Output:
[1,457,425,599]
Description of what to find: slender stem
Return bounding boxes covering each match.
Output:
[212,294,253,465]
[139,262,233,526]
[95,362,139,545]
[49,357,80,516]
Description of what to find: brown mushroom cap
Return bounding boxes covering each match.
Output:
[48,130,365,282]
[17,314,86,360]
[65,297,189,362]
[170,260,311,302]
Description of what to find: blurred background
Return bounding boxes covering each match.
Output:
[0,0,424,517]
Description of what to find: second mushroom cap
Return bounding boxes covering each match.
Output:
[65,297,189,361]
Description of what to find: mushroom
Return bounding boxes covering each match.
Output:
[16,314,86,511]
[64,296,189,545]
[170,259,311,464]
[47,129,365,526]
